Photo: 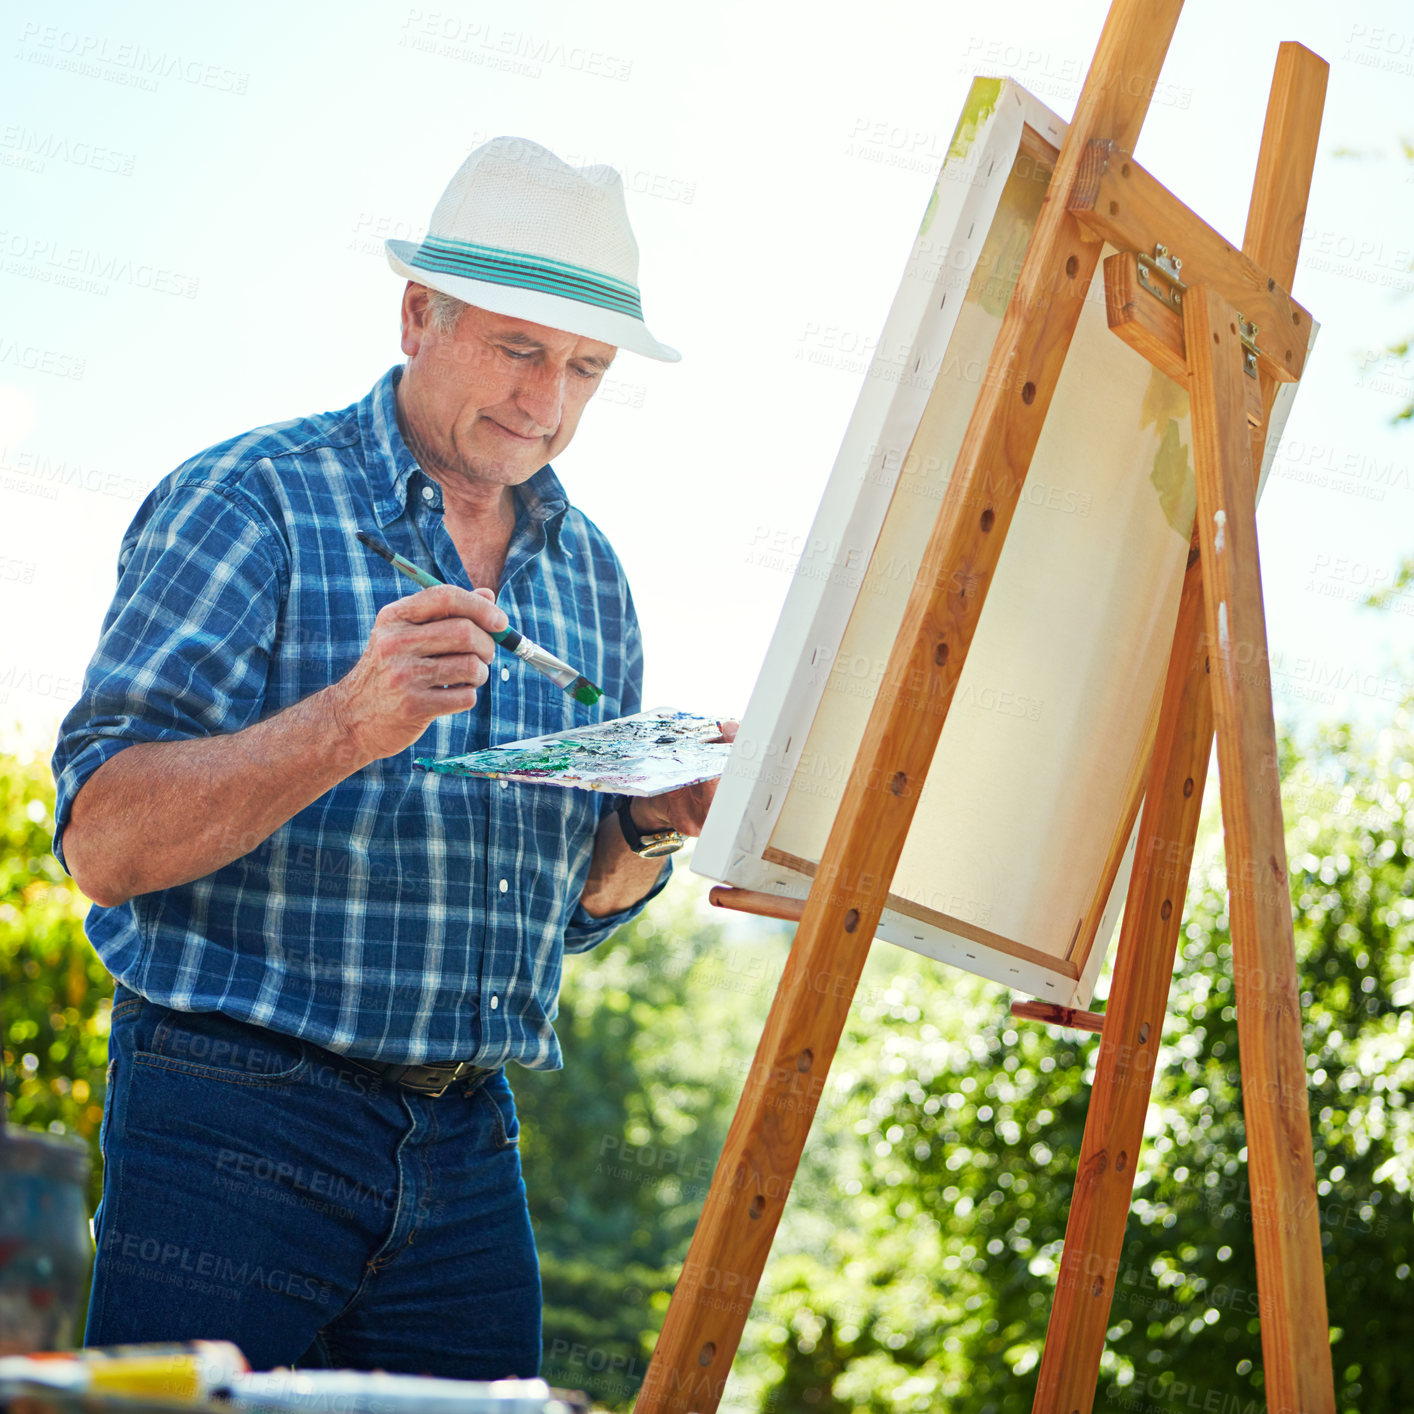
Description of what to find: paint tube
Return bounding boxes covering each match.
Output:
[220,1370,586,1414]
[0,1341,248,1402]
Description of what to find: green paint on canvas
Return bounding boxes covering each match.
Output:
[947,78,1003,162]
[919,184,940,239]
[963,148,1051,318]
[1140,369,1196,539]
[1150,420,1197,538]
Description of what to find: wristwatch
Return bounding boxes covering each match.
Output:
[615,796,684,859]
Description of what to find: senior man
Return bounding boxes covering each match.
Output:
[52,137,713,1378]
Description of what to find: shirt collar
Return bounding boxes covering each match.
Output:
[361,364,570,550]
[361,365,422,530]
[516,464,570,553]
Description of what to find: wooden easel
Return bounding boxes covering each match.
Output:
[635,3,1334,1411]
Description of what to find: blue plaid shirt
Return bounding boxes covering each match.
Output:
[52,366,666,1068]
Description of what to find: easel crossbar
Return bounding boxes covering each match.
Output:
[1067,142,1313,381]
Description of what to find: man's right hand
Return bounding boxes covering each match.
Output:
[328,584,508,762]
[64,584,511,907]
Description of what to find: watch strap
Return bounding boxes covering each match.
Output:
[615,796,684,858]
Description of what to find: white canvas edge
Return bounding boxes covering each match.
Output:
[696,79,1059,882]
[695,79,1077,998]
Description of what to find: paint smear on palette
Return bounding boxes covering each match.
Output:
[415,709,730,796]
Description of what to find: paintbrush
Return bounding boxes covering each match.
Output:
[354,530,603,707]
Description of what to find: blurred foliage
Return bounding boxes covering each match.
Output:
[1364,554,1414,610]
[1339,136,1414,427]
[514,889,787,1405]
[719,701,1414,1414]
[1389,340,1413,426]
[3,691,1412,1410]
[0,752,111,1213]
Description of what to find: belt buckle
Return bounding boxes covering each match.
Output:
[343,1054,485,1098]
[398,1062,462,1097]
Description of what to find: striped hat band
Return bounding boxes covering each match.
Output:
[407,237,644,321]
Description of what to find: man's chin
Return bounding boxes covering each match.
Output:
[454,421,554,484]
[456,453,545,487]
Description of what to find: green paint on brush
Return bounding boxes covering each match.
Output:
[571,678,603,707]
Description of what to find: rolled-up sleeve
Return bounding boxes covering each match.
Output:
[51,480,285,870]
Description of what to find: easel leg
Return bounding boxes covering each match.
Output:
[635,0,1186,1406]
[1031,543,1213,1414]
[1185,284,1335,1414]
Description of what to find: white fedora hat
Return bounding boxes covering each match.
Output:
[387,136,679,362]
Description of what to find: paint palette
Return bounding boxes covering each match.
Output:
[415,710,730,796]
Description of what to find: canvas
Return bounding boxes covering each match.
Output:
[692,78,1309,1009]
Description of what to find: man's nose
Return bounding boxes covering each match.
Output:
[514,365,564,432]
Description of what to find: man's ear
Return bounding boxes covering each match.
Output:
[400,282,429,358]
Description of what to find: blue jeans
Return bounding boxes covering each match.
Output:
[86,988,541,1376]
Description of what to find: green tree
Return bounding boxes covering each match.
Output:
[0,751,111,1214]
[735,701,1414,1412]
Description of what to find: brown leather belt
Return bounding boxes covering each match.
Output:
[346,1055,498,1098]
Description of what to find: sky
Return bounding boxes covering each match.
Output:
[2,0,1412,761]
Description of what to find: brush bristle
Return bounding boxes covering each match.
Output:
[571,679,604,706]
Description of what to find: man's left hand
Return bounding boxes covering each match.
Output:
[631,719,739,838]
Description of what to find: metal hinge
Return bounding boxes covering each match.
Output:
[1238,317,1260,379]
[1136,243,1185,311]
[1136,243,1261,379]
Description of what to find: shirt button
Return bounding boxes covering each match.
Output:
[490,995,500,1010]
[500,667,510,681]
[421,485,435,502]
[498,878,508,893]
[499,779,509,789]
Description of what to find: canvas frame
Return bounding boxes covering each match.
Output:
[693,78,1303,1011]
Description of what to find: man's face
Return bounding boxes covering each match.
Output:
[397,284,617,490]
